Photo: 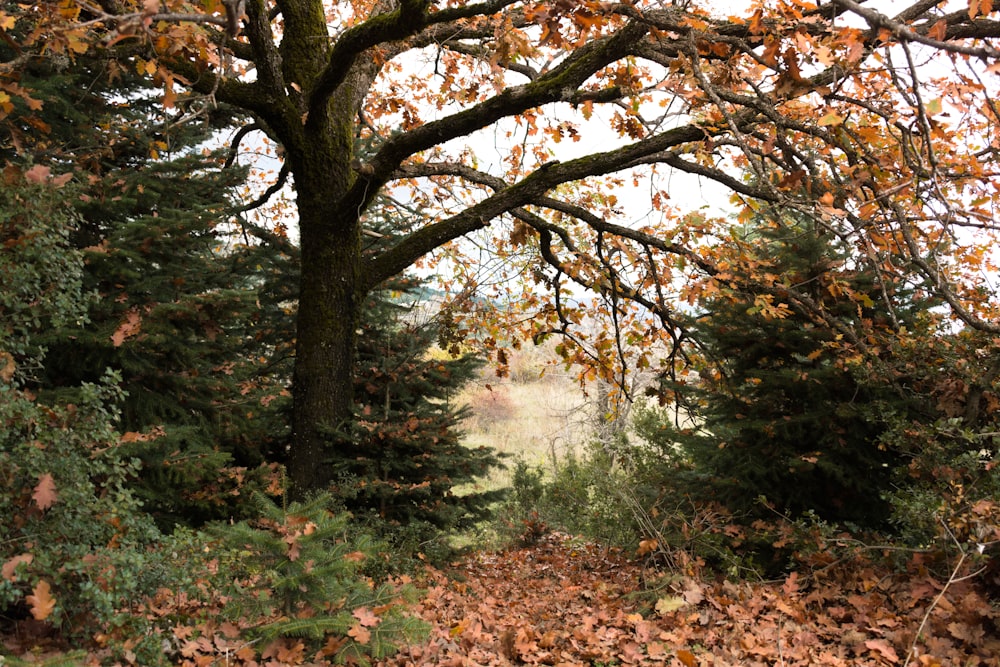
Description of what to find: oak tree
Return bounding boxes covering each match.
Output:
[6,0,1000,495]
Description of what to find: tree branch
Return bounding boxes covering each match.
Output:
[344,19,650,216]
[307,0,431,119]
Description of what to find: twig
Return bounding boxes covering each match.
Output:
[902,518,970,667]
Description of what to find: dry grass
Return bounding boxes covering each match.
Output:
[455,369,598,492]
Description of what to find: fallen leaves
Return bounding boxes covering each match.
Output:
[1,554,32,581]
[26,580,56,620]
[374,533,1000,667]
[32,473,58,510]
[4,532,998,666]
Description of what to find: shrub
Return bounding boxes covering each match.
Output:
[496,442,650,550]
[0,168,171,657]
[208,492,429,664]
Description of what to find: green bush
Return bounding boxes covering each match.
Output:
[0,373,163,635]
[0,168,173,656]
[496,442,652,550]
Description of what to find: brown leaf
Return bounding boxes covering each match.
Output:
[24,164,50,184]
[284,534,301,561]
[865,638,899,663]
[26,580,56,620]
[2,554,32,581]
[32,473,58,510]
[947,621,983,642]
[682,578,705,605]
[0,351,15,382]
[353,606,380,627]
[782,571,800,597]
[111,308,142,347]
[50,172,72,187]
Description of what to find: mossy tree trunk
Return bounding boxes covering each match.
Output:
[253,0,372,494]
[289,189,362,493]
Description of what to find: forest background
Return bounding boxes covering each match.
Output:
[1,0,1000,665]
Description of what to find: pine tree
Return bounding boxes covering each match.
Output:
[1,47,291,525]
[335,282,504,537]
[326,197,505,544]
[663,212,926,527]
[210,492,428,661]
[42,153,292,525]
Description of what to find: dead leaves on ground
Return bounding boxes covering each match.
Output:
[4,533,998,666]
[378,533,1000,667]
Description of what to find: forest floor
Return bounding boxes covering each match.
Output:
[377,532,1000,667]
[2,530,998,666]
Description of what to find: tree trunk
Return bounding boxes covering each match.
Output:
[287,147,361,495]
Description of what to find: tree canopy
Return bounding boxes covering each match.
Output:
[5,0,1000,494]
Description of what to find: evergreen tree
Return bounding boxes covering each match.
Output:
[42,154,293,525]
[325,198,505,544]
[661,212,927,527]
[0,45,291,525]
[334,282,504,538]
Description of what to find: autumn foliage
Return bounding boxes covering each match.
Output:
[3,0,1000,664]
[4,0,996,498]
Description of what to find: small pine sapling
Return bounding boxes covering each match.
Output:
[210,492,428,663]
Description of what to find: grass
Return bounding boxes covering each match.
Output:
[454,367,598,492]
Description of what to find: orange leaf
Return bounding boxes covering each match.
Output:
[348,623,371,644]
[927,19,947,41]
[676,648,697,667]
[636,538,658,556]
[276,640,305,663]
[33,473,58,510]
[26,580,56,620]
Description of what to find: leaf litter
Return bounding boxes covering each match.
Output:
[377,533,1000,667]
